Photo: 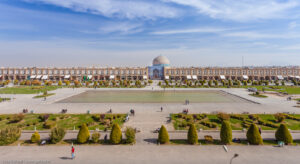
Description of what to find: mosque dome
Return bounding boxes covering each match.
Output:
[152,55,170,66]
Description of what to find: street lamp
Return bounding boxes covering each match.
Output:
[230,153,239,164]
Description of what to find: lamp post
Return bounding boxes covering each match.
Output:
[230,153,239,164]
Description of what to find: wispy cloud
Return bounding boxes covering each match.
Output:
[223,31,300,39]
[289,21,298,29]
[164,0,299,21]
[151,27,228,35]
[23,0,180,19]
[81,22,143,34]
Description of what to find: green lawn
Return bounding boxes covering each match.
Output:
[242,86,300,94]
[171,113,300,130]
[249,93,268,98]
[0,98,11,102]
[0,113,126,130]
[0,86,63,94]
[33,93,55,99]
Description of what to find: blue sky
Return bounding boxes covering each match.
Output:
[0,0,300,67]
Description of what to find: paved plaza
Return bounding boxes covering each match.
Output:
[0,87,300,163]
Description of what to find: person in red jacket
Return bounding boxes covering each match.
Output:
[71,146,75,159]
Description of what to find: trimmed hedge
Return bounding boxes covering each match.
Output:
[77,123,90,144]
[275,124,293,145]
[125,127,136,144]
[200,121,217,128]
[187,124,198,144]
[31,131,40,143]
[220,121,232,144]
[158,125,169,144]
[110,123,122,144]
[246,124,263,145]
[91,132,100,143]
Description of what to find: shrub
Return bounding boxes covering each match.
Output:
[248,114,259,121]
[49,127,66,144]
[204,135,213,143]
[91,132,101,143]
[220,121,232,144]
[39,114,50,122]
[110,123,122,144]
[9,114,24,123]
[246,124,263,145]
[31,131,40,143]
[77,123,90,144]
[158,125,169,144]
[0,127,21,145]
[200,121,217,128]
[58,81,62,86]
[217,113,230,122]
[274,113,285,123]
[275,124,293,145]
[44,120,56,129]
[125,127,136,144]
[187,124,198,144]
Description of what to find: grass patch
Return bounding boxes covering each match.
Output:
[0,86,63,94]
[0,113,126,130]
[33,93,55,99]
[0,98,11,102]
[171,113,300,130]
[249,94,268,98]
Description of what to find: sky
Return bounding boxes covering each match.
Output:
[0,0,300,67]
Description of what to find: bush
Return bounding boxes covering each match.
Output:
[110,123,122,144]
[77,123,90,144]
[44,120,57,129]
[200,121,217,128]
[58,81,62,86]
[275,124,293,145]
[31,131,40,143]
[125,127,136,144]
[187,124,198,144]
[274,113,285,123]
[39,114,50,122]
[246,124,263,145]
[0,127,21,146]
[248,114,259,121]
[91,132,101,143]
[9,114,24,123]
[220,121,232,144]
[158,125,169,144]
[217,113,230,122]
[49,127,66,144]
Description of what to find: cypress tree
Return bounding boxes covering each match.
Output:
[31,131,40,143]
[246,124,263,145]
[220,121,232,144]
[275,124,293,145]
[187,124,198,144]
[158,125,169,144]
[110,123,122,144]
[77,123,90,144]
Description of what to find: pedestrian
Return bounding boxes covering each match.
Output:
[104,134,107,142]
[161,107,163,112]
[259,127,262,134]
[71,146,75,159]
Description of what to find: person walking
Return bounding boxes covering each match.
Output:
[71,146,75,159]
[161,107,163,112]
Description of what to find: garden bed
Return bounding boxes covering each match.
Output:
[171,113,300,130]
[0,113,126,130]
[0,86,63,94]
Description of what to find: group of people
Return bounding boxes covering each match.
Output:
[185,99,190,105]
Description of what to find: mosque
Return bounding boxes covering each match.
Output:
[0,56,299,81]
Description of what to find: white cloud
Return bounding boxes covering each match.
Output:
[223,31,300,39]
[289,21,298,29]
[164,0,299,21]
[151,27,228,35]
[81,22,143,34]
[23,0,180,19]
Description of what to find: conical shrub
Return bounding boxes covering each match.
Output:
[110,124,122,144]
[187,124,198,144]
[220,121,232,144]
[31,131,40,143]
[77,123,90,144]
[50,127,66,144]
[275,124,293,145]
[158,125,169,144]
[246,124,263,145]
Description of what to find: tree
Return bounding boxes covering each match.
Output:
[58,81,62,86]
[275,124,293,145]
[0,127,21,146]
[125,127,136,144]
[187,124,198,144]
[158,125,169,144]
[50,127,66,144]
[110,123,122,144]
[31,131,40,143]
[77,123,90,144]
[220,121,232,144]
[91,132,101,143]
[246,124,263,145]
